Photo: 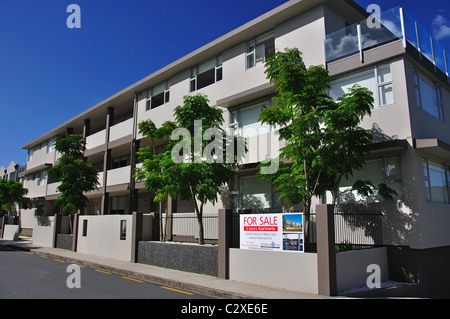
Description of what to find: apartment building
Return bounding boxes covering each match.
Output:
[1,161,25,182]
[18,0,449,294]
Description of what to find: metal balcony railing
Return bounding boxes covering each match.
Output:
[325,6,449,79]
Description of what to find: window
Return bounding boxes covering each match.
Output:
[246,31,275,69]
[325,155,402,204]
[27,149,34,162]
[110,196,126,214]
[414,70,445,121]
[190,55,223,92]
[230,99,274,138]
[37,170,48,186]
[329,63,395,108]
[423,158,449,204]
[376,64,394,106]
[46,138,55,154]
[231,175,282,209]
[112,155,129,169]
[146,80,170,111]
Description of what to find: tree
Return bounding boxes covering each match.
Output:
[136,95,241,245]
[135,120,178,241]
[0,179,30,217]
[49,134,99,227]
[259,48,395,215]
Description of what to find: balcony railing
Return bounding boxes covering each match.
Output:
[325,6,449,79]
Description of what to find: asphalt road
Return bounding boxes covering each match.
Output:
[0,245,212,299]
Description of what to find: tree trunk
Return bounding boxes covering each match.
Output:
[190,187,205,245]
[303,198,312,252]
[159,202,165,242]
[196,203,205,245]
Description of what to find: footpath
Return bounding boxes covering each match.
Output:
[0,238,335,300]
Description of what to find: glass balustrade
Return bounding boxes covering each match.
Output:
[325,6,449,77]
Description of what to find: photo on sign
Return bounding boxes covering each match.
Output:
[283,214,303,232]
[282,214,304,252]
[283,233,304,251]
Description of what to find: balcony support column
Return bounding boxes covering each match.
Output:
[100,107,114,215]
[83,119,91,139]
[129,92,139,214]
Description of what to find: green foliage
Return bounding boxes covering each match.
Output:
[136,94,241,244]
[0,179,30,216]
[49,134,99,215]
[259,48,395,212]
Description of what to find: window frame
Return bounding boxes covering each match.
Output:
[325,153,403,204]
[146,80,170,111]
[229,97,276,138]
[423,157,450,204]
[413,69,445,121]
[246,31,275,70]
[374,63,395,108]
[231,173,283,210]
[111,155,130,169]
[190,54,223,92]
[328,62,395,109]
[46,138,55,154]
[27,149,34,162]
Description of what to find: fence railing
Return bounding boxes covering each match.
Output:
[160,213,219,245]
[151,206,384,252]
[229,207,384,252]
[333,206,384,252]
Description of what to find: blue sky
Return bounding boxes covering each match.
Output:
[0,0,449,167]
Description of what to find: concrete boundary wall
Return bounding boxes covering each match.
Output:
[2,225,20,241]
[228,249,319,294]
[336,247,388,293]
[77,215,134,261]
[32,216,56,248]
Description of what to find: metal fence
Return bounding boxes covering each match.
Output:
[152,206,384,251]
[229,207,384,252]
[333,207,384,252]
[160,213,219,245]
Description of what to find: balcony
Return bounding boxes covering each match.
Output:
[106,165,130,187]
[109,118,133,143]
[85,129,106,151]
[325,6,449,79]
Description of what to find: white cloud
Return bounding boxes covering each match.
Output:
[431,14,450,41]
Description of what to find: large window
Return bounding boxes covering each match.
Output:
[230,99,274,138]
[246,31,275,69]
[325,155,402,204]
[231,175,282,210]
[146,80,170,111]
[110,196,126,215]
[414,70,445,121]
[329,63,395,108]
[423,158,450,204]
[190,55,223,92]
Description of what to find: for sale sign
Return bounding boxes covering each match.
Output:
[240,213,303,252]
